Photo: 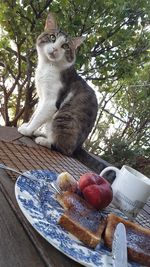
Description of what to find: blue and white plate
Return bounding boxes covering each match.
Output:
[15,170,139,267]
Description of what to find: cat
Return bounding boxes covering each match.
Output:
[18,13,98,156]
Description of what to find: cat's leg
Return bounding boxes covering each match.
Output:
[51,112,78,156]
[33,124,46,137]
[18,110,37,133]
[35,120,54,147]
[33,129,46,137]
[18,103,41,135]
[18,101,57,136]
[35,135,54,148]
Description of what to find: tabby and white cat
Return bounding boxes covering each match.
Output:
[18,13,98,156]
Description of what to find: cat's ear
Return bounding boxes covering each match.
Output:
[44,13,58,31]
[71,36,86,49]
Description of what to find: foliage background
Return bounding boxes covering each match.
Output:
[0,0,150,175]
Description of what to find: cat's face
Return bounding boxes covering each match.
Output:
[36,13,85,68]
[37,31,75,64]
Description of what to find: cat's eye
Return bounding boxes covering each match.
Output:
[62,43,70,50]
[50,34,56,42]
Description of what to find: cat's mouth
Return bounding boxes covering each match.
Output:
[48,52,63,62]
[47,52,58,62]
[49,52,56,59]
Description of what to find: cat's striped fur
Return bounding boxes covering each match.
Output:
[18,13,98,156]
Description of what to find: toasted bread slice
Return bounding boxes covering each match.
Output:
[57,192,106,248]
[103,213,150,266]
[56,191,93,210]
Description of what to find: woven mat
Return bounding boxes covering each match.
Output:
[0,140,149,228]
[0,140,90,181]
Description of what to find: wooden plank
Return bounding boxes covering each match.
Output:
[0,126,22,142]
[0,188,46,267]
[0,126,38,147]
[14,135,39,147]
[0,170,82,267]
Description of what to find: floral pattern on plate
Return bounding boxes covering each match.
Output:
[15,170,140,267]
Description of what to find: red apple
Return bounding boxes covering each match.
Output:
[78,173,98,191]
[79,173,113,210]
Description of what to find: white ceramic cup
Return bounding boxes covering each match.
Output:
[100,165,150,219]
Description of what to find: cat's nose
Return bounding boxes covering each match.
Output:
[52,47,58,52]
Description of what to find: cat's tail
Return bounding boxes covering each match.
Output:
[73,147,115,184]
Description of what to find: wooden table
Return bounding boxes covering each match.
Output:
[0,126,150,267]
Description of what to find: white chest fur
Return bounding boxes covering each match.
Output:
[35,60,62,102]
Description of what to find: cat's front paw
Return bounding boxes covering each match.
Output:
[18,123,33,136]
[35,137,51,148]
[33,129,45,137]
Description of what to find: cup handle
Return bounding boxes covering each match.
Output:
[100,166,120,179]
